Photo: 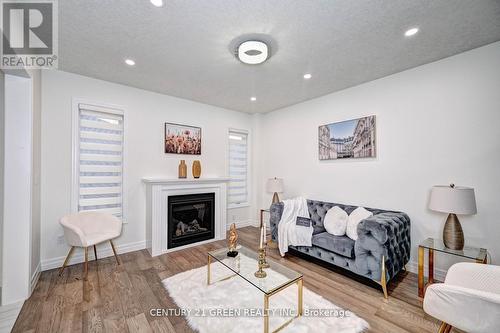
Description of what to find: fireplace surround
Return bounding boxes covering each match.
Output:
[143,177,229,256]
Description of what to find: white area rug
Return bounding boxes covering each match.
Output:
[162,255,369,333]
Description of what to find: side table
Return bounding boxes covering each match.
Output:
[418,237,487,297]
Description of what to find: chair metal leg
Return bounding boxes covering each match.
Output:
[110,240,120,265]
[59,246,75,276]
[93,245,98,261]
[438,322,452,333]
[84,247,89,281]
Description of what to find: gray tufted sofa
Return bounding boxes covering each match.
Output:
[270,199,411,298]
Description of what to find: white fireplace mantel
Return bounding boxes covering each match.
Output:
[143,177,230,256]
[142,177,231,185]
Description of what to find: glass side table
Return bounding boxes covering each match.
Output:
[418,237,488,297]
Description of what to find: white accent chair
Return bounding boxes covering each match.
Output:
[59,212,123,279]
[423,262,500,333]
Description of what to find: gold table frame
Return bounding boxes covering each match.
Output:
[207,254,304,333]
[418,238,488,297]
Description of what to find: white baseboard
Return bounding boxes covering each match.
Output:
[0,301,24,333]
[406,260,447,282]
[227,219,259,230]
[40,240,147,271]
[30,262,41,294]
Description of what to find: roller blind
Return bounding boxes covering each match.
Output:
[77,103,124,218]
[228,130,248,206]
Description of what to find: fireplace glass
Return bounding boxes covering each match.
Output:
[168,192,215,249]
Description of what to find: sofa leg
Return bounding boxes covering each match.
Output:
[379,255,388,299]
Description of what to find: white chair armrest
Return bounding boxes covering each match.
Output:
[445,263,500,294]
[424,283,500,333]
[60,218,86,247]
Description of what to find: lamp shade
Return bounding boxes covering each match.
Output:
[266,178,284,193]
[428,185,477,215]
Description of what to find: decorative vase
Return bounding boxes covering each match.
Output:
[192,160,201,178]
[178,160,187,178]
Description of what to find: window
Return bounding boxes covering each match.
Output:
[73,102,125,219]
[228,129,249,208]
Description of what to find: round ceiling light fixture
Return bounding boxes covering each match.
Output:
[238,41,269,65]
[150,0,164,7]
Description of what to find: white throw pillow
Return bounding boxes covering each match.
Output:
[323,206,348,236]
[346,207,373,240]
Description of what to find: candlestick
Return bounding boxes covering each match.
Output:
[262,223,271,268]
[259,225,263,248]
[262,222,266,245]
[254,248,267,278]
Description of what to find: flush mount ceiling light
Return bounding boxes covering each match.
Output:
[125,58,135,66]
[150,0,164,7]
[404,27,419,37]
[250,96,257,101]
[238,41,269,65]
[303,73,312,79]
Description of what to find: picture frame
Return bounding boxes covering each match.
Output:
[318,115,376,160]
[164,122,202,155]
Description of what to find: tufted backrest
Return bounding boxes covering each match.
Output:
[307,199,394,235]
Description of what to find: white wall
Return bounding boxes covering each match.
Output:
[28,69,41,289]
[41,70,256,268]
[258,42,500,271]
[2,74,33,304]
[0,70,4,287]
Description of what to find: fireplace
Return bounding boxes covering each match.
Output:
[167,192,215,249]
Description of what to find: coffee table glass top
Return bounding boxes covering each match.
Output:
[208,245,302,295]
[419,237,487,261]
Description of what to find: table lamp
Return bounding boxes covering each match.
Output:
[428,184,477,250]
[266,177,284,205]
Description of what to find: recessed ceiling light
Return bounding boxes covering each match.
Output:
[404,27,419,37]
[150,0,164,7]
[250,97,257,102]
[125,59,135,66]
[303,73,312,79]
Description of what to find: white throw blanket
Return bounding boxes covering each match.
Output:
[277,197,313,256]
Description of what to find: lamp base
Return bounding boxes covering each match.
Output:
[272,192,280,204]
[443,213,464,250]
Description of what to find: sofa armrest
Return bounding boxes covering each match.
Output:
[354,212,411,281]
[269,202,284,242]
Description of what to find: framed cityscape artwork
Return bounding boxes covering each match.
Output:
[318,115,376,160]
[164,122,202,155]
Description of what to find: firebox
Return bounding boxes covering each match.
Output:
[167,192,215,249]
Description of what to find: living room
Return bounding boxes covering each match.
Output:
[1,1,499,332]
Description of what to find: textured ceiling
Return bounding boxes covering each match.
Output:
[59,0,500,113]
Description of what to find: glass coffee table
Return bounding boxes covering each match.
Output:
[207,245,303,333]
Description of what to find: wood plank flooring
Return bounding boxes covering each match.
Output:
[12,227,445,333]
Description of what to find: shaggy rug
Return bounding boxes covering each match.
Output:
[162,254,369,333]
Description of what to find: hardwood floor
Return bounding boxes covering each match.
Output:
[13,227,444,333]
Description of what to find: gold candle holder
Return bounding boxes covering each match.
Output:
[254,248,267,278]
[262,243,270,268]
